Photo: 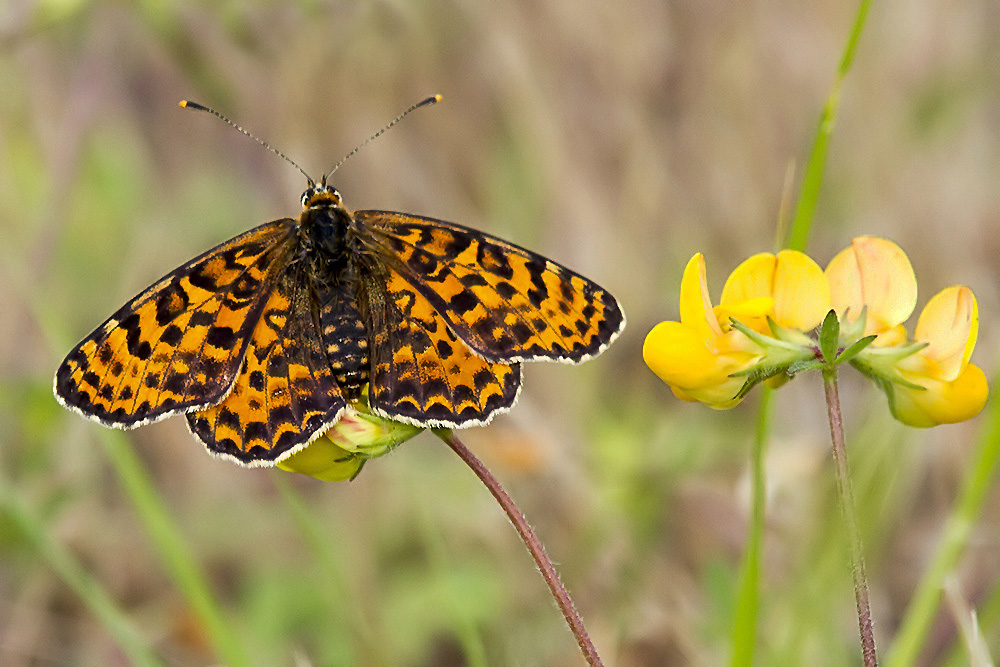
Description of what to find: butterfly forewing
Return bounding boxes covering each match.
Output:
[361,263,522,427]
[54,219,297,428]
[358,211,625,364]
[56,171,624,464]
[187,266,353,463]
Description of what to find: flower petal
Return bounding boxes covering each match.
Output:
[826,237,917,336]
[680,253,724,338]
[720,253,778,334]
[643,320,759,408]
[644,321,727,389]
[771,250,831,330]
[891,363,989,427]
[720,250,829,332]
[721,253,776,308]
[913,286,978,381]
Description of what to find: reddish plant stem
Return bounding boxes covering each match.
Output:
[823,371,877,667]
[436,429,604,666]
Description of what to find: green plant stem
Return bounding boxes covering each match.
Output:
[785,0,873,252]
[434,429,604,666]
[96,430,249,667]
[0,478,163,666]
[945,576,1000,667]
[413,486,490,667]
[35,304,246,666]
[731,387,773,666]
[823,370,877,666]
[272,473,387,665]
[889,370,1000,667]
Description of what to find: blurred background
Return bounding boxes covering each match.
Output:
[2,0,1000,664]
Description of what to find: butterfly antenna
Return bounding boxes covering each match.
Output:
[323,94,442,184]
[179,100,316,188]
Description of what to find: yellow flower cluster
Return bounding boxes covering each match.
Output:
[643,237,987,427]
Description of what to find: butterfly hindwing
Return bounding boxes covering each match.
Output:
[55,180,624,461]
[360,264,521,427]
[54,219,297,428]
[187,268,356,464]
[357,211,624,364]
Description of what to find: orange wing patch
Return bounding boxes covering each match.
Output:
[54,220,296,428]
[187,267,348,464]
[359,212,624,364]
[365,266,521,427]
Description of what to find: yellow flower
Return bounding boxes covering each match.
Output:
[827,237,988,427]
[887,286,987,427]
[277,393,422,481]
[826,236,916,346]
[646,236,987,428]
[643,251,826,408]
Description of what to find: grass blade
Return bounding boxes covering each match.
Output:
[786,0,874,252]
[730,388,773,665]
[886,365,1000,666]
[94,429,250,667]
[0,477,162,666]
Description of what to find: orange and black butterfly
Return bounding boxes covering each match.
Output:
[54,96,624,466]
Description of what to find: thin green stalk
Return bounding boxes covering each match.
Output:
[34,300,247,667]
[413,485,490,667]
[942,577,992,666]
[785,0,873,252]
[945,573,1000,666]
[730,387,773,666]
[823,370,877,666]
[887,369,1000,667]
[0,478,162,666]
[944,576,1000,667]
[96,430,249,667]
[272,473,387,665]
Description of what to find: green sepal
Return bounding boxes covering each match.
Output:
[839,306,868,341]
[849,357,926,392]
[729,319,776,349]
[818,310,840,364]
[787,359,824,375]
[834,334,877,365]
[767,317,816,347]
[732,364,794,400]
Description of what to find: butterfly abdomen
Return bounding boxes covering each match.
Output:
[317,282,370,400]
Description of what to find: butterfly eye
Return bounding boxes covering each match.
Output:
[301,188,315,206]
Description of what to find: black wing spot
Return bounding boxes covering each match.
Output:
[161,324,184,346]
[206,326,238,348]
[495,281,517,300]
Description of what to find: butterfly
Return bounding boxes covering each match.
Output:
[54,97,625,466]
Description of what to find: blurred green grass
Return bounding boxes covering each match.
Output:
[2,0,1000,664]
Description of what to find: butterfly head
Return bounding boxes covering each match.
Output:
[298,181,355,260]
[301,184,344,209]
